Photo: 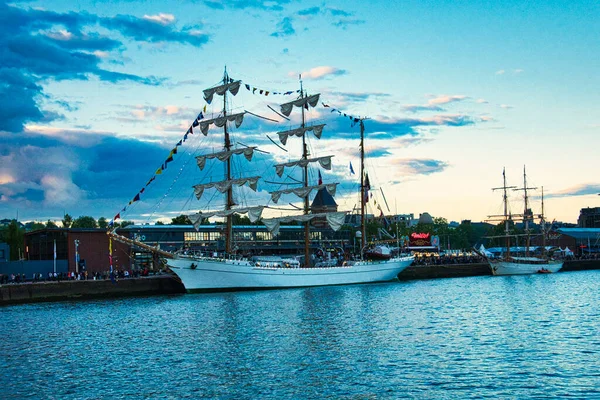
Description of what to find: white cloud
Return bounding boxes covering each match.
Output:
[41,174,87,205]
[44,29,73,41]
[93,50,110,59]
[403,95,467,112]
[495,70,505,75]
[143,13,176,25]
[290,66,347,80]
[428,95,467,106]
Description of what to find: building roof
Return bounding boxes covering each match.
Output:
[557,228,600,239]
[311,187,338,208]
[418,212,433,224]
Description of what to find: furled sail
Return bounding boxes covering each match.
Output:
[199,112,245,135]
[188,206,265,230]
[280,94,320,117]
[275,155,333,177]
[262,212,347,236]
[270,183,338,204]
[276,124,325,145]
[203,80,241,104]
[196,147,256,170]
[193,176,260,200]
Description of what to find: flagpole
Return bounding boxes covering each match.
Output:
[53,239,56,273]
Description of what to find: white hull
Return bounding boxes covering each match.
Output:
[488,259,564,276]
[167,256,414,292]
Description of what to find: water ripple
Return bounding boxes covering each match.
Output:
[1,271,599,399]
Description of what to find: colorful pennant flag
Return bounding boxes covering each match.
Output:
[243,81,299,96]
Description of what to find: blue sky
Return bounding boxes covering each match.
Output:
[1,0,599,225]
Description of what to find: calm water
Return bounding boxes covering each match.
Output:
[2,271,600,399]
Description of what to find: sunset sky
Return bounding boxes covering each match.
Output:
[1,0,599,225]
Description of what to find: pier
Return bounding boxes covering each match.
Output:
[1,259,598,306]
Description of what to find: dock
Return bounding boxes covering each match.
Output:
[1,259,598,305]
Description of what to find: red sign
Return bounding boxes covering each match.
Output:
[410,232,431,247]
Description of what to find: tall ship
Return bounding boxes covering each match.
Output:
[115,70,413,292]
[481,167,563,276]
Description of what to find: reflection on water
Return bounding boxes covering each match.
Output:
[2,271,600,399]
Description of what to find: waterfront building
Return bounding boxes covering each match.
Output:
[554,228,600,255]
[577,207,600,228]
[23,228,129,274]
[21,224,352,275]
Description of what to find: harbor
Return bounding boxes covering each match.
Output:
[2,258,598,305]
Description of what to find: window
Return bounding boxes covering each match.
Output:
[256,232,272,241]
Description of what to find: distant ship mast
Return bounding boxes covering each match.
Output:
[514,165,536,256]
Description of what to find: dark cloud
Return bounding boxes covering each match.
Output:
[327,91,392,103]
[99,15,209,46]
[326,8,353,17]
[0,68,45,132]
[0,128,188,220]
[0,2,209,133]
[271,17,295,37]
[44,31,122,51]
[403,105,444,113]
[333,19,365,29]
[298,7,320,16]
[365,148,392,158]
[545,184,600,199]
[392,158,449,175]
[202,0,292,11]
[317,109,475,138]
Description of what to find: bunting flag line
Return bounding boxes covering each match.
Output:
[109,237,113,273]
[318,170,323,185]
[321,102,363,125]
[112,102,209,222]
[242,81,300,97]
[349,162,355,175]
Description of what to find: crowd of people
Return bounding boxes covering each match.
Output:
[412,253,486,266]
[0,266,157,285]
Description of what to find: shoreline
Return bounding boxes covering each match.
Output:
[2,259,598,306]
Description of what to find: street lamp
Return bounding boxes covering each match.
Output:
[74,239,80,274]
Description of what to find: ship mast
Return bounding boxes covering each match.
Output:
[492,168,516,260]
[541,186,546,255]
[299,75,311,267]
[514,165,536,256]
[223,68,234,255]
[360,120,366,258]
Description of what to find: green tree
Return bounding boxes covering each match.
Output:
[232,214,252,225]
[72,216,98,228]
[98,217,108,229]
[155,221,165,225]
[120,220,134,228]
[25,221,45,231]
[5,220,24,260]
[46,220,58,228]
[171,215,192,225]
[62,213,73,228]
